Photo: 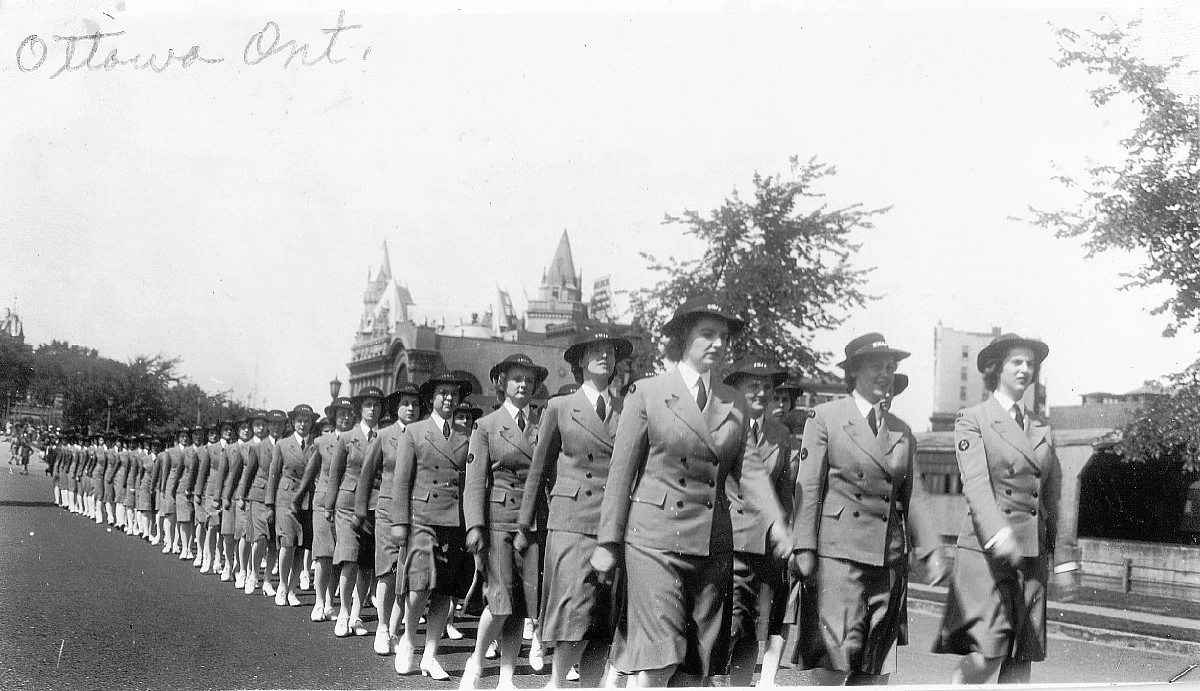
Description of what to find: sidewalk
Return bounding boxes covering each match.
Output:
[909,582,1200,657]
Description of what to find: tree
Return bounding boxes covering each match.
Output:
[630,156,880,373]
[1117,366,1200,471]
[1031,20,1200,337]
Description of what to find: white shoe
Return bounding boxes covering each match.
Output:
[567,666,580,682]
[484,640,498,659]
[445,623,464,640]
[352,619,370,636]
[395,635,415,673]
[199,561,212,575]
[244,575,257,595]
[161,543,172,554]
[311,605,328,622]
[459,657,482,690]
[528,642,545,673]
[522,618,534,641]
[288,591,302,607]
[374,628,393,656]
[263,580,277,597]
[299,570,311,591]
[334,613,351,638]
[275,589,288,606]
[234,572,245,589]
[193,553,203,567]
[421,655,451,681]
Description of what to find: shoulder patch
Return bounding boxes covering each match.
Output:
[808,410,816,418]
[956,411,964,420]
[958,439,970,451]
[627,383,636,394]
[800,448,809,461]
[467,453,474,463]
[472,422,479,430]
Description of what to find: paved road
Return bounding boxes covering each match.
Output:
[0,444,1192,689]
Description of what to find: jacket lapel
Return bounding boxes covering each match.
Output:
[841,397,889,473]
[424,420,461,466]
[987,397,1037,465]
[706,384,735,442]
[499,409,534,459]
[569,390,615,450]
[1027,418,1050,467]
[665,369,718,456]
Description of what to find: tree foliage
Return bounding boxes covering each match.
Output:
[1118,367,1200,471]
[630,156,880,373]
[1031,20,1200,336]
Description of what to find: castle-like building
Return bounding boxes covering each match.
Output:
[347,231,626,403]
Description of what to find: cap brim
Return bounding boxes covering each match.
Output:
[662,311,746,339]
[564,337,634,364]
[837,348,911,371]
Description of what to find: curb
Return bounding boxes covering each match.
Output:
[908,585,1200,658]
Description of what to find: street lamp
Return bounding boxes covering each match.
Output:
[105,396,113,432]
[330,375,342,399]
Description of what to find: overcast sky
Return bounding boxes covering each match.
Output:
[2,0,1197,430]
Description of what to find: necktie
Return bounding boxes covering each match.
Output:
[368,429,376,442]
[696,378,708,412]
[300,438,306,451]
[867,407,879,437]
[596,395,607,422]
[750,420,760,446]
[1012,404,1025,431]
[442,420,451,440]
[517,410,526,432]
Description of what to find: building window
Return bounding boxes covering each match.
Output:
[960,368,968,382]
[962,346,969,359]
[960,386,967,401]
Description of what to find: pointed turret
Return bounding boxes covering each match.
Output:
[544,230,579,290]
[378,240,393,282]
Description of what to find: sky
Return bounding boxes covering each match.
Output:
[1,0,1197,431]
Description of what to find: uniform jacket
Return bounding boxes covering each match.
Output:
[520,388,622,535]
[266,433,315,510]
[102,448,119,485]
[466,406,539,533]
[357,423,406,516]
[202,442,229,505]
[792,395,939,567]
[596,368,786,557]
[954,396,1066,557]
[178,445,200,499]
[221,441,247,507]
[239,437,274,503]
[112,449,130,489]
[730,415,795,555]
[325,425,375,512]
[391,417,468,528]
[302,432,343,509]
[163,446,186,497]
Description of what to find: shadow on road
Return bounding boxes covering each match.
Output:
[0,500,56,507]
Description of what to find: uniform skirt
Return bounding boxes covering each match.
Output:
[176,492,194,522]
[613,543,733,678]
[732,551,786,641]
[932,547,1048,662]
[373,502,402,576]
[402,523,472,598]
[792,555,906,676]
[248,500,273,542]
[124,485,137,508]
[136,485,153,512]
[234,502,250,540]
[220,501,237,535]
[333,507,374,568]
[312,507,336,559]
[103,482,116,503]
[276,504,313,548]
[539,530,623,644]
[483,529,541,618]
[160,491,177,516]
[192,496,207,525]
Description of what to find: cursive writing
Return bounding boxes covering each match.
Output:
[17,31,223,79]
[243,10,363,68]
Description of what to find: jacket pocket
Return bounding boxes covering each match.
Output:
[413,490,431,502]
[549,481,579,499]
[631,490,667,509]
[821,504,844,520]
[489,489,507,504]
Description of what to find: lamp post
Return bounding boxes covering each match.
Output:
[330,375,342,400]
[105,396,113,432]
[196,394,204,425]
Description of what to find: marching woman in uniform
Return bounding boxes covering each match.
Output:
[591,297,792,688]
[221,418,251,583]
[790,333,946,685]
[933,334,1076,684]
[723,358,795,688]
[136,437,159,540]
[325,387,385,638]
[356,383,423,656]
[111,437,130,533]
[267,404,320,607]
[519,329,632,688]
[161,430,189,554]
[461,354,547,690]
[390,372,473,680]
[176,426,201,562]
[300,396,354,623]
[200,422,232,575]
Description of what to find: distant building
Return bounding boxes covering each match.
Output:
[347,232,627,405]
[1050,381,1167,430]
[930,324,1046,431]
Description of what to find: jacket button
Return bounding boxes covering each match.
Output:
[1034,470,1041,478]
[853,511,860,517]
[854,493,862,500]
[857,471,864,478]
[680,478,687,486]
[676,500,684,508]
[1032,491,1038,498]
[434,465,439,470]
[736,509,744,514]
[881,515,887,522]
[708,480,715,487]
[451,495,457,500]
[1031,509,1037,516]
[432,493,438,498]
[585,490,593,497]
[737,493,744,500]
[882,495,890,502]
[1005,489,1013,495]
[680,457,687,463]
[585,472,593,478]
[588,454,594,460]
[706,501,713,509]
[1004,509,1012,514]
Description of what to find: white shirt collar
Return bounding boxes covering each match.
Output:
[430,411,448,430]
[851,390,880,421]
[993,390,1020,415]
[579,381,606,407]
[358,420,377,437]
[503,399,527,422]
[676,361,711,401]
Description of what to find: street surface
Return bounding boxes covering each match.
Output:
[0,444,1192,689]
